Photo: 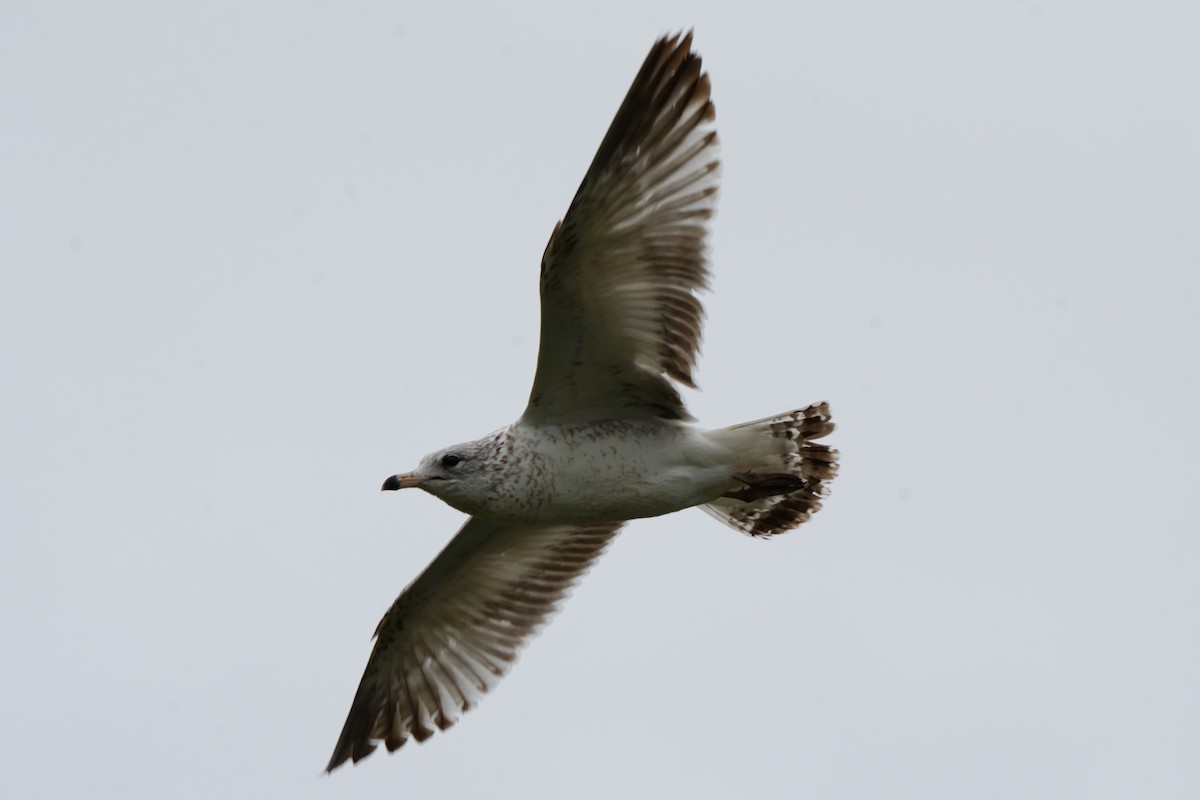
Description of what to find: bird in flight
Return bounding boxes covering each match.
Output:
[326,32,838,772]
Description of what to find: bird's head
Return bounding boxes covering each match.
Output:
[382,439,496,514]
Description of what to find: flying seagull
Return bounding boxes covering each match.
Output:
[326,32,838,772]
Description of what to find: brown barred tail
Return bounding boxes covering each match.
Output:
[701,403,839,538]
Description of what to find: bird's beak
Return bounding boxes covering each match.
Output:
[382,472,424,491]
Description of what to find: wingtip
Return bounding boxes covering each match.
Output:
[325,739,379,774]
[660,28,694,45]
[324,741,352,774]
[668,28,698,56]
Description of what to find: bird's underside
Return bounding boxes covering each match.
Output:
[325,32,839,773]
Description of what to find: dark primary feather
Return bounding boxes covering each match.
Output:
[523,32,721,424]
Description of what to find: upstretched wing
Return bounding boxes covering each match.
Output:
[326,517,622,771]
[522,32,720,425]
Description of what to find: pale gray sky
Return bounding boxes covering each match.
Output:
[3,1,1199,797]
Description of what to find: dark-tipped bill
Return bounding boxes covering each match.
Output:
[381,472,423,491]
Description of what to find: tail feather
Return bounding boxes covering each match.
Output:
[702,403,838,538]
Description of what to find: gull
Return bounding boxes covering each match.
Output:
[326,32,838,772]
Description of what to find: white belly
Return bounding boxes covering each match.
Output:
[491,420,733,524]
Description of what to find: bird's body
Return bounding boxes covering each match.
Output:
[326,32,839,772]
[431,420,735,524]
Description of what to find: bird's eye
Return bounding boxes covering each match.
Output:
[440,454,462,469]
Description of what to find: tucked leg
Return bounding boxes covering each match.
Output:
[722,471,808,503]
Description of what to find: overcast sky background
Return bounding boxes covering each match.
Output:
[4,1,1198,797]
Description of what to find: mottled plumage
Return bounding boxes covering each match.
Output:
[326,32,838,773]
